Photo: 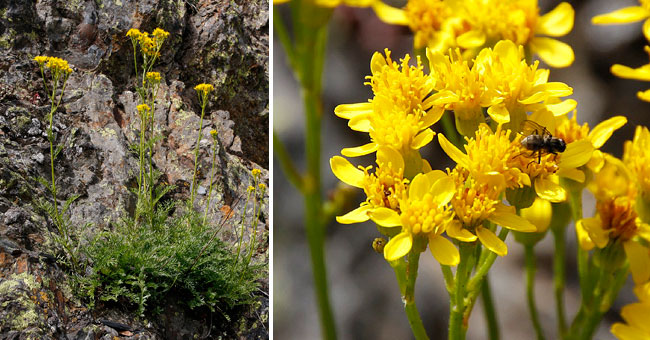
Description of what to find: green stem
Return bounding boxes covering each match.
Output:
[190,99,207,205]
[440,264,454,295]
[203,140,218,224]
[391,253,429,340]
[551,227,567,336]
[525,245,545,340]
[449,243,475,340]
[481,275,500,340]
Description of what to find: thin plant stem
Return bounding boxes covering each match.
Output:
[481,275,500,340]
[203,140,218,223]
[440,264,454,294]
[391,253,429,340]
[190,97,207,206]
[525,245,545,340]
[449,243,476,340]
[234,189,252,264]
[273,131,304,192]
[551,227,567,336]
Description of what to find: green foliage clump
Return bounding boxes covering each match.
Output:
[82,202,262,316]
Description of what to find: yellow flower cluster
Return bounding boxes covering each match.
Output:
[146,72,161,83]
[194,83,214,94]
[34,56,73,74]
[126,27,169,58]
[136,103,151,114]
[384,0,575,68]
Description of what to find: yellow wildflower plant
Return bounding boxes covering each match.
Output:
[612,281,650,340]
[369,170,458,265]
[136,103,151,115]
[446,167,536,256]
[194,83,214,94]
[428,40,574,135]
[592,0,650,27]
[126,27,169,59]
[146,72,161,83]
[334,50,443,159]
[578,155,650,284]
[330,146,409,224]
[383,0,575,68]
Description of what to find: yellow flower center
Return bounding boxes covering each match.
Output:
[597,196,639,241]
[404,0,452,49]
[449,168,500,227]
[400,192,451,235]
[431,50,485,117]
[464,125,528,189]
[555,115,589,144]
[461,0,539,45]
[361,164,408,212]
[365,50,434,152]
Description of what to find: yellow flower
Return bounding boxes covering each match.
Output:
[33,56,48,66]
[247,185,255,193]
[252,169,261,177]
[152,28,170,43]
[592,0,650,26]
[609,23,650,102]
[210,129,218,138]
[334,49,442,157]
[194,83,214,94]
[428,40,574,135]
[520,197,552,233]
[126,28,142,39]
[612,281,650,340]
[369,170,458,265]
[578,155,650,284]
[330,146,409,224]
[555,112,627,174]
[389,0,575,68]
[258,183,267,192]
[146,72,161,83]
[45,57,73,74]
[139,34,157,57]
[445,167,536,257]
[137,104,151,114]
[624,126,650,197]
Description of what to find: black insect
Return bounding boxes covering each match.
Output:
[519,120,566,164]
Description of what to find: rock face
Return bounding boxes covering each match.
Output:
[0,0,268,338]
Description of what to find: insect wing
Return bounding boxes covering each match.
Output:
[520,120,551,137]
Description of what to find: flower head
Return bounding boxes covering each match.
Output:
[126,28,143,39]
[370,170,459,265]
[612,281,650,340]
[252,168,261,177]
[624,126,650,196]
[210,129,218,139]
[45,56,73,74]
[334,49,441,158]
[137,104,151,115]
[152,28,170,44]
[146,72,161,83]
[330,146,409,224]
[194,83,214,95]
[33,56,48,66]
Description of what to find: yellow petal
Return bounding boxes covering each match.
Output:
[611,323,647,340]
[575,219,595,250]
[580,217,609,248]
[334,102,372,119]
[529,82,574,99]
[424,169,446,184]
[370,207,402,227]
[377,146,404,172]
[409,173,432,200]
[438,133,469,167]
[370,51,388,75]
[635,282,650,302]
[537,3,574,37]
[611,64,650,81]
[624,240,650,285]
[429,234,460,266]
[372,1,408,26]
[644,19,650,41]
[422,159,432,172]
[619,303,650,334]
[330,156,365,187]
[530,37,574,68]
[431,175,456,206]
[638,89,650,102]
[546,99,577,116]
[493,40,520,60]
[556,167,585,183]
[588,116,627,149]
[341,142,378,157]
[476,226,508,256]
[384,232,412,261]
[534,177,567,202]
[412,129,435,150]
[422,106,445,128]
[487,203,537,232]
[487,104,510,124]
[587,149,605,172]
[446,220,477,242]
[520,198,552,233]
[348,114,371,132]
[559,139,594,169]
[336,205,372,224]
[592,6,650,25]
[457,30,486,49]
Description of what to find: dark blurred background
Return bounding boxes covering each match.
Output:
[273,0,650,338]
